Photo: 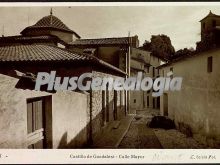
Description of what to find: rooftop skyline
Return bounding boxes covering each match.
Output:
[1,6,220,50]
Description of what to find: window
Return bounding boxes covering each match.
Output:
[134,99,136,103]
[207,56,213,73]
[170,67,173,72]
[212,20,216,27]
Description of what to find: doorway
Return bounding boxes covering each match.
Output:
[27,96,52,149]
[163,93,168,116]
[157,97,160,109]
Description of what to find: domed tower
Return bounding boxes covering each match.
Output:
[21,9,80,43]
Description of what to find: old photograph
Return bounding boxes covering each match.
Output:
[0,5,219,149]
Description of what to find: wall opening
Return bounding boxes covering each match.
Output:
[207,56,213,73]
[26,95,52,149]
[163,93,168,116]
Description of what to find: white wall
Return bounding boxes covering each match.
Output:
[160,48,220,147]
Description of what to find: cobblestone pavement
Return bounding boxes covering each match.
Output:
[154,128,206,149]
[119,109,205,149]
[118,109,162,148]
[92,114,134,148]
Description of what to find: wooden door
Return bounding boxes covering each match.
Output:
[27,98,45,149]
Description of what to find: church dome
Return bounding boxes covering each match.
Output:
[31,15,73,33]
[21,12,80,39]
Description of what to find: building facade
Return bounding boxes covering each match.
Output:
[0,12,127,149]
[158,11,220,148]
[130,48,162,113]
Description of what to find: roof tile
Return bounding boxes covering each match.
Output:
[69,37,130,46]
[0,44,91,62]
[0,44,126,75]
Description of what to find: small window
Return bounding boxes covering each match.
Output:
[134,99,136,103]
[207,56,213,73]
[212,20,216,27]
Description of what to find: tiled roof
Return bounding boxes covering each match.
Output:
[68,37,130,46]
[0,35,59,43]
[0,44,92,62]
[21,15,80,38]
[157,48,220,69]
[0,44,126,75]
[200,11,220,22]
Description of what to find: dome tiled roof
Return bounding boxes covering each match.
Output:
[32,15,73,32]
[21,14,80,38]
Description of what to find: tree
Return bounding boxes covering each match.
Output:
[173,47,195,60]
[141,34,175,61]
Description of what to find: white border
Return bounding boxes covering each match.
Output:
[0,2,219,164]
[0,149,219,164]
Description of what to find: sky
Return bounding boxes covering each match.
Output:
[1,5,220,50]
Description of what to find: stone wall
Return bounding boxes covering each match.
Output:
[90,71,126,141]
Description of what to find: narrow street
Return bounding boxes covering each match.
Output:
[118,109,206,149]
[92,109,206,149]
[118,109,162,148]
